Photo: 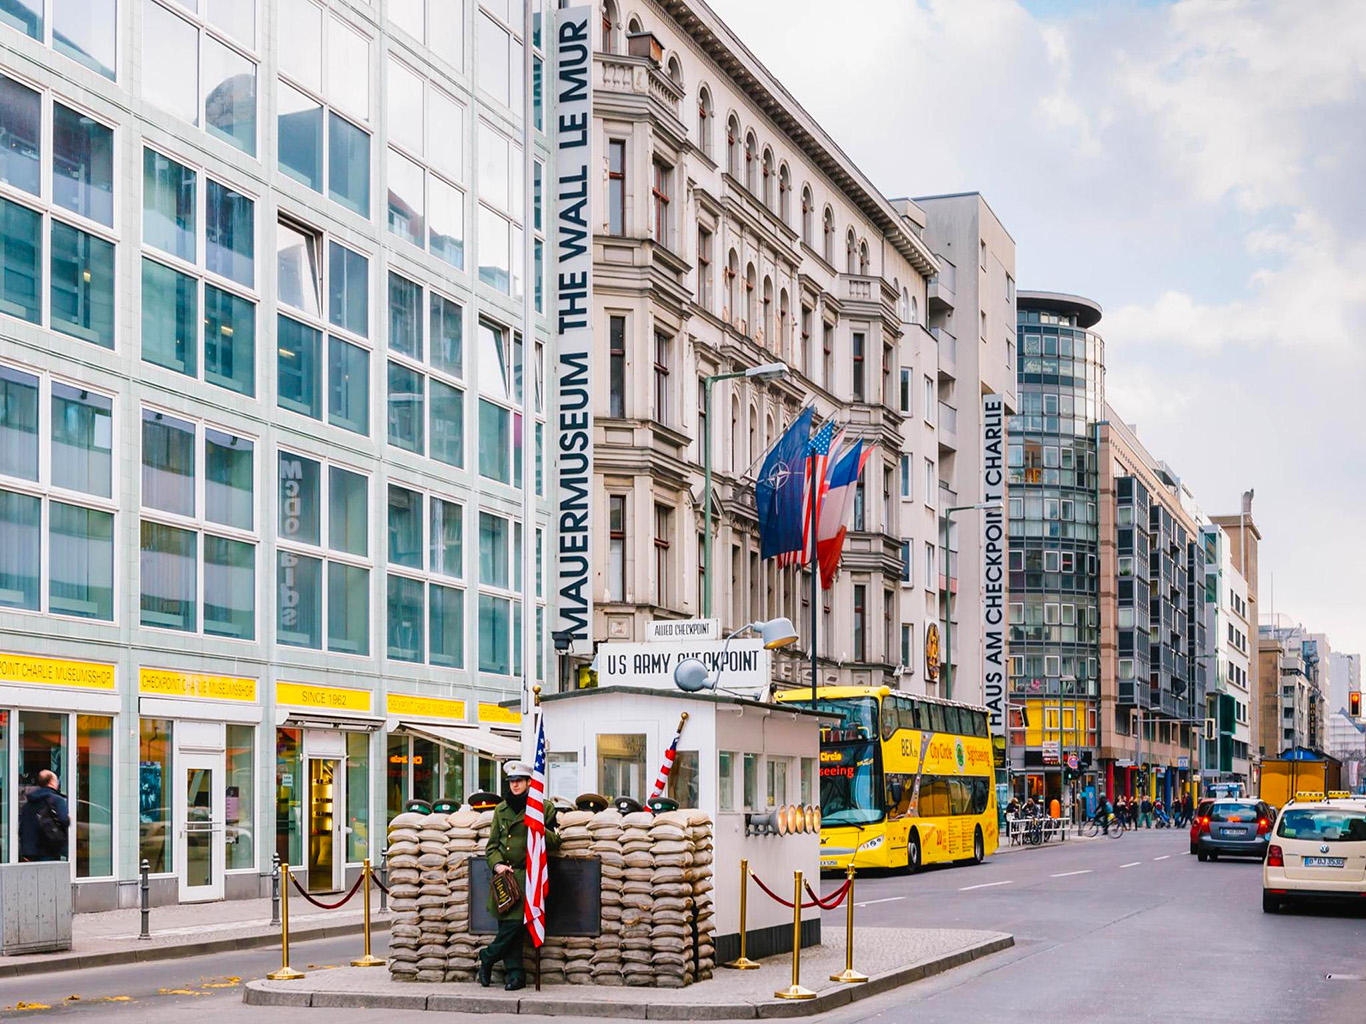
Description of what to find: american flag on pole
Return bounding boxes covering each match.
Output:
[799,420,838,562]
[650,716,687,801]
[524,716,548,947]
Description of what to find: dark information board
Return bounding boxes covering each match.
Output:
[468,857,602,936]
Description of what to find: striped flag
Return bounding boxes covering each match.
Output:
[523,715,548,947]
[650,717,687,801]
[799,420,837,563]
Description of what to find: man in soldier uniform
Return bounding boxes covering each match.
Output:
[477,761,560,990]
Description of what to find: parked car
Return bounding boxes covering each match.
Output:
[1263,799,1366,913]
[1195,798,1275,861]
[1189,798,1215,855]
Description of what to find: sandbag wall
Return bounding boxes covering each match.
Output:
[385,807,715,986]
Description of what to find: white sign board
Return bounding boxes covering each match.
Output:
[646,619,720,642]
[981,393,1007,748]
[552,6,593,644]
[597,639,771,696]
[1042,740,1060,766]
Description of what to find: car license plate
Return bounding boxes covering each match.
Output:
[1304,856,1345,868]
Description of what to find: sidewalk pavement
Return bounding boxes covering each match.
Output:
[0,893,390,979]
[244,926,1014,1019]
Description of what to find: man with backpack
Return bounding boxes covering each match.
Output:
[19,770,69,862]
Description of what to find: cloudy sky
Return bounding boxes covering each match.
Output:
[708,0,1366,662]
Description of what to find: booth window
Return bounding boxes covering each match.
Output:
[139,718,174,872]
[226,724,254,870]
[597,733,646,800]
[766,758,788,808]
[742,753,758,811]
[717,751,735,813]
[346,732,369,862]
[800,757,815,805]
[667,750,699,808]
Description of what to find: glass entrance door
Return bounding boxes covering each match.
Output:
[306,757,343,892]
[178,753,224,902]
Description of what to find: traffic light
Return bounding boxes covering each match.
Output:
[1351,691,1362,719]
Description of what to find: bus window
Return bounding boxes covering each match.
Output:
[921,777,951,817]
[929,703,947,733]
[880,700,898,741]
[915,701,933,732]
[948,778,973,815]
[970,777,989,814]
[974,711,989,738]
[899,697,919,733]
[885,771,913,819]
[943,706,963,735]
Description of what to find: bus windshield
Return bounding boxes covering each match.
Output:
[783,696,878,743]
[818,739,883,826]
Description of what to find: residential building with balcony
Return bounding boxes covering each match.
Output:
[1196,519,1254,788]
[1211,490,1261,760]
[587,1,940,703]
[1259,618,1330,755]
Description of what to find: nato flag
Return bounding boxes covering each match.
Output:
[757,406,813,561]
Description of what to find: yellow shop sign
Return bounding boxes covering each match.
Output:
[276,681,371,713]
[386,693,466,721]
[0,653,115,691]
[140,668,257,703]
[477,701,521,725]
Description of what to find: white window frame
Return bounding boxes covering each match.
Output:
[386,478,469,669]
[385,267,468,466]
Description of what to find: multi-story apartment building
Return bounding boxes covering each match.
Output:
[1211,491,1261,763]
[906,194,1017,735]
[1326,708,1365,776]
[1259,619,1329,754]
[1329,651,1362,714]
[1007,292,1104,804]
[587,2,940,696]
[0,0,551,909]
[1098,412,1208,806]
[1199,521,1254,787]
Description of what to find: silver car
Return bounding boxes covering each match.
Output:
[1195,799,1275,861]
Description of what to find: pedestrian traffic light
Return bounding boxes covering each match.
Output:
[1351,691,1362,719]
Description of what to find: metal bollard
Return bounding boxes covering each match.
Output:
[829,864,867,983]
[351,859,385,967]
[378,846,388,913]
[773,870,814,1000]
[266,862,305,981]
[722,859,760,970]
[270,854,281,927]
[138,860,150,940]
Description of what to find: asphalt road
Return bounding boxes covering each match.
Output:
[4,830,1364,1023]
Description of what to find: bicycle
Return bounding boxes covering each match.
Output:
[1081,813,1125,839]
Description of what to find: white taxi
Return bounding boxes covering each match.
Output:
[1262,795,1366,913]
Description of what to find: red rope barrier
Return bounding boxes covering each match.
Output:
[371,873,390,895]
[749,871,851,909]
[289,872,364,910]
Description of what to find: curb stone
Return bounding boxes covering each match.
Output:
[240,933,1014,1019]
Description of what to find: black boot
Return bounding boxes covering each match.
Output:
[476,960,492,988]
[505,975,525,991]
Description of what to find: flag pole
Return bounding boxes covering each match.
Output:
[810,450,819,705]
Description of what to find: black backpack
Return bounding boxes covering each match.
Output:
[34,798,67,853]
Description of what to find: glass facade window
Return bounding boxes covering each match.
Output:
[50,222,115,349]
[139,718,173,873]
[51,382,112,497]
[53,103,114,228]
[386,277,465,465]
[226,723,254,870]
[384,483,468,667]
[0,198,41,325]
[346,731,369,862]
[385,58,464,267]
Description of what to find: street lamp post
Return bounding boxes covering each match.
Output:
[701,362,789,618]
[941,502,1001,701]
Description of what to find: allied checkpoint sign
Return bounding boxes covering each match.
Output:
[597,639,772,697]
[553,5,594,646]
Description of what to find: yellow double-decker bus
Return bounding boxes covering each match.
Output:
[774,686,998,872]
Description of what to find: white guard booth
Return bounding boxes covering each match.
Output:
[538,684,832,960]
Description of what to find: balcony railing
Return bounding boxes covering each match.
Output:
[929,255,956,308]
[933,327,956,377]
[938,401,958,446]
[597,54,682,121]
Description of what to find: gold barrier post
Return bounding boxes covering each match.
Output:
[351,859,385,967]
[267,862,306,981]
[829,864,868,983]
[722,859,760,969]
[773,870,815,1000]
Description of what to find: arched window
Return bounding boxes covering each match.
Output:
[748,403,758,465]
[778,288,791,357]
[845,230,857,274]
[801,185,813,244]
[601,0,619,53]
[744,132,758,193]
[761,276,774,346]
[726,114,741,177]
[744,263,757,334]
[778,163,791,222]
[627,15,642,35]
[823,207,835,263]
[899,286,909,322]
[697,86,713,159]
[910,295,919,325]
[765,413,775,456]
[730,395,740,469]
[858,240,869,275]
[761,147,774,207]
[725,249,739,321]
[666,54,683,87]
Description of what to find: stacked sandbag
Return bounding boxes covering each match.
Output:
[617,811,657,986]
[687,812,716,980]
[443,811,481,980]
[586,810,625,986]
[412,812,452,981]
[648,811,696,988]
[384,811,427,980]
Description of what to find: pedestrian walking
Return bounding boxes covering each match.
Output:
[18,770,69,862]
[1181,792,1194,827]
[477,761,561,991]
[1140,794,1154,829]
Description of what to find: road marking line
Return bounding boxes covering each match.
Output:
[854,896,906,907]
[959,880,1013,891]
[1154,855,1170,861]
[1050,869,1092,877]
[1120,861,1141,868]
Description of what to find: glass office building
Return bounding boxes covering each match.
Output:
[0,0,550,909]
[1007,292,1105,805]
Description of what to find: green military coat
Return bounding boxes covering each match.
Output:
[484,798,561,921]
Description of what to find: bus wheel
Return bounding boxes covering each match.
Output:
[972,827,985,865]
[906,833,921,874]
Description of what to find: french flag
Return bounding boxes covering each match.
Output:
[817,441,873,588]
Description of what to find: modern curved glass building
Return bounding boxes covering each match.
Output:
[1007,292,1105,805]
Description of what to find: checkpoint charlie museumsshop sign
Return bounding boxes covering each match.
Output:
[598,639,770,693]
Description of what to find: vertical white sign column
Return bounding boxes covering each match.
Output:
[553,7,594,650]
[981,394,1008,766]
